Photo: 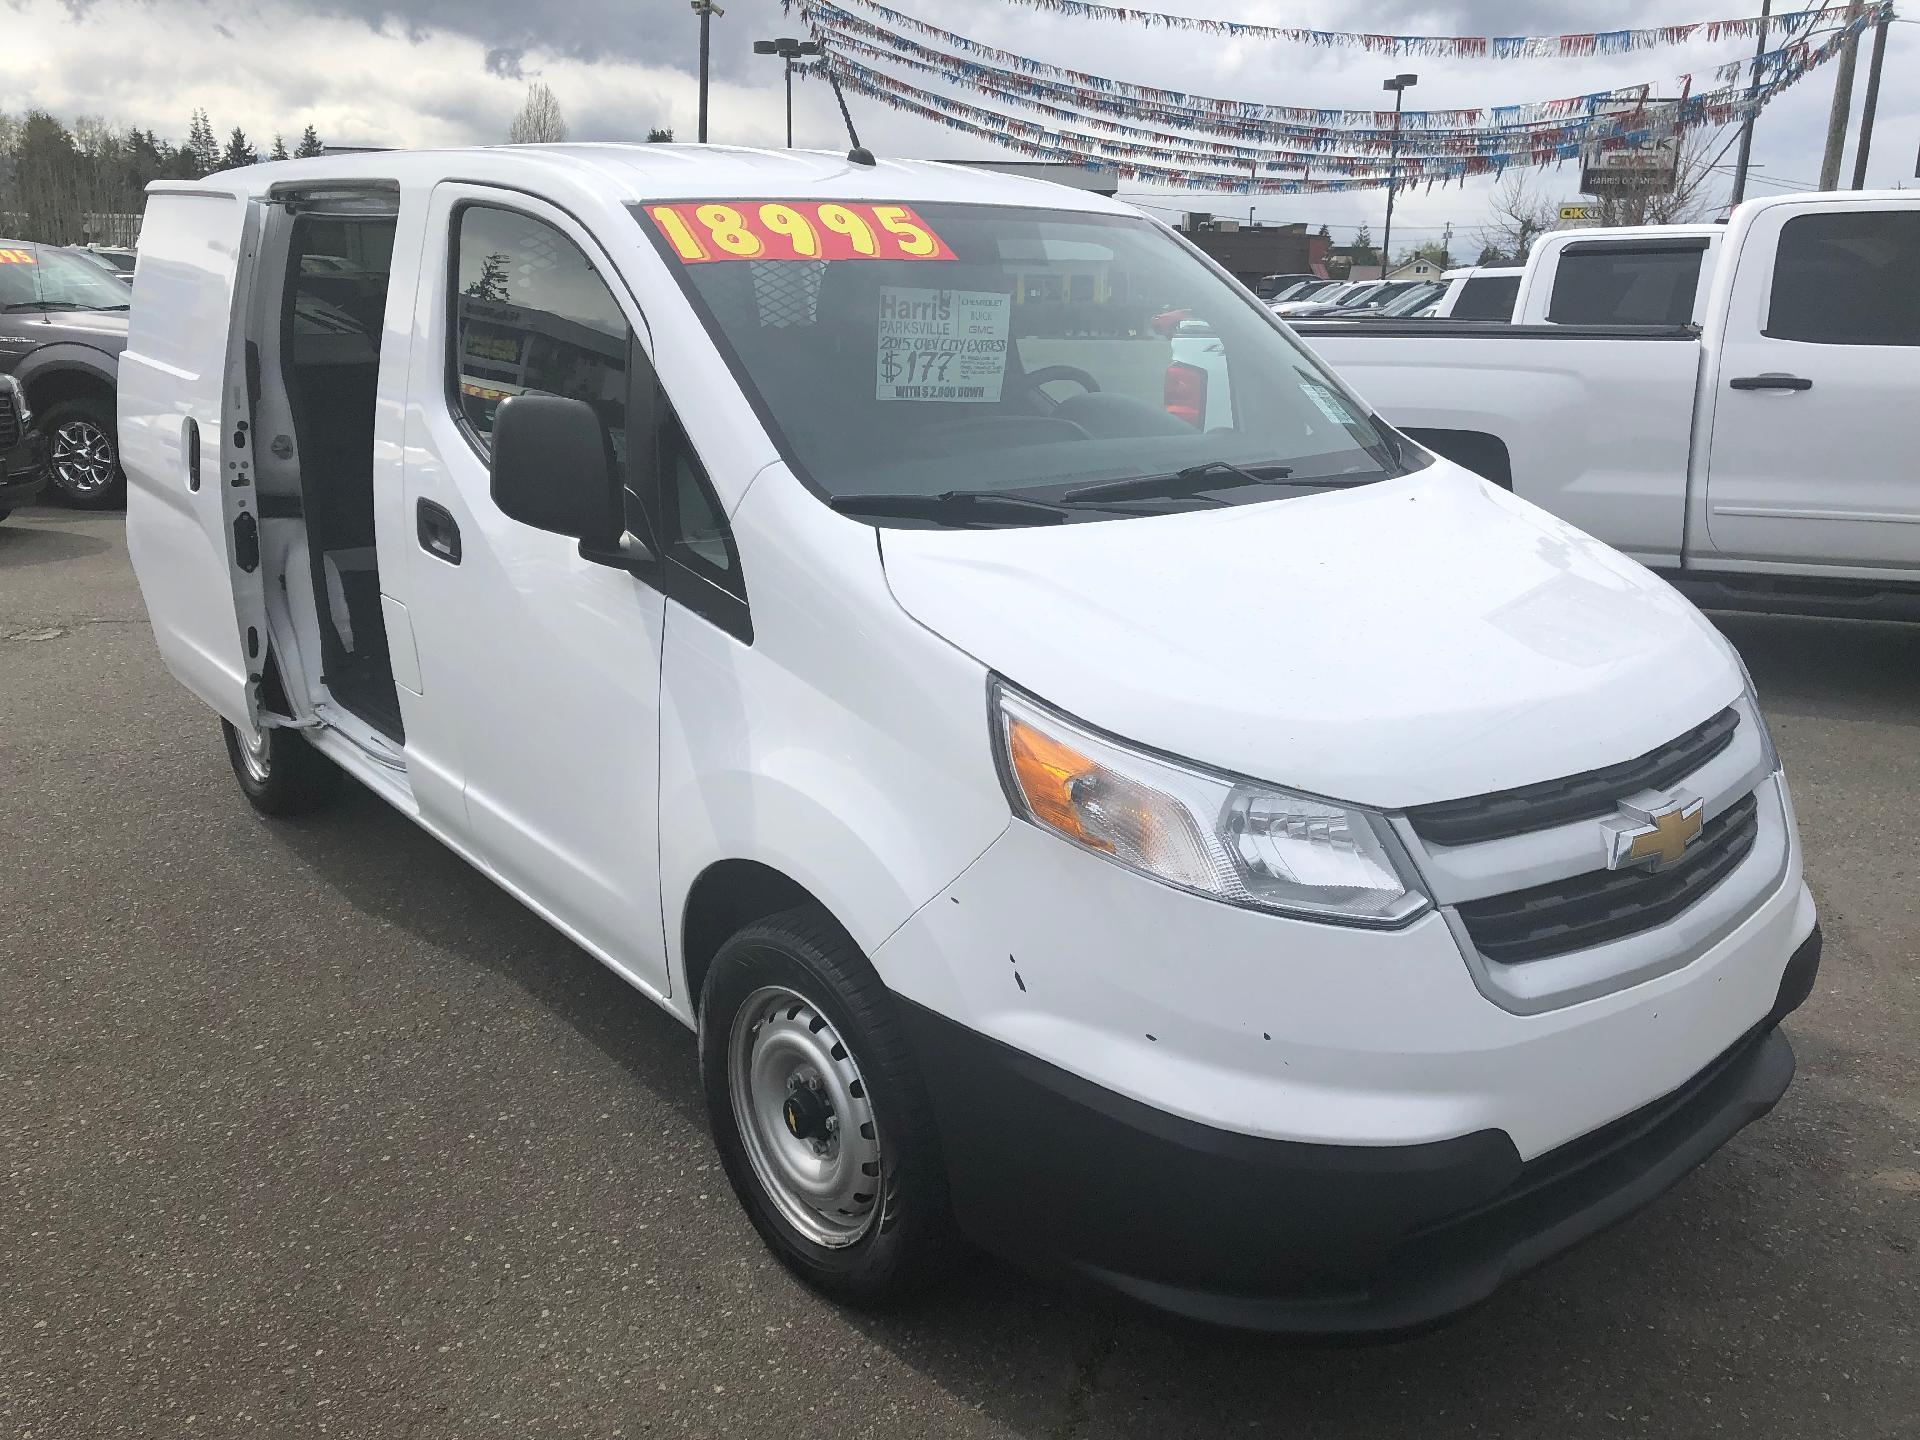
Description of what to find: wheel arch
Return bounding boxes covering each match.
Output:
[17,351,118,419]
[678,858,830,1019]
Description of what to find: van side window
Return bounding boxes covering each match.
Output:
[1547,243,1705,327]
[656,409,740,590]
[1767,211,1920,346]
[450,206,630,458]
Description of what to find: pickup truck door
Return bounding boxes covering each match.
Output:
[1701,197,1920,571]
[123,185,271,733]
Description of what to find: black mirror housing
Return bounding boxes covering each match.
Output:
[489,393,620,543]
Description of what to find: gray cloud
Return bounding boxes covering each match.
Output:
[484,44,525,79]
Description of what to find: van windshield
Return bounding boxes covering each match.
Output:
[633,201,1414,525]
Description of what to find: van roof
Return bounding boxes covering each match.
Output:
[148,143,1137,216]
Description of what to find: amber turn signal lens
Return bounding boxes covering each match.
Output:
[1006,717,1114,853]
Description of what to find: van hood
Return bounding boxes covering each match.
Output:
[878,465,1742,810]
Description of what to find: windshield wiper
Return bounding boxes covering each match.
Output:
[1061,459,1307,505]
[2,301,59,313]
[829,489,1070,526]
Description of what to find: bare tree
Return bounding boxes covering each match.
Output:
[1476,168,1558,264]
[508,83,570,144]
[1588,129,1725,228]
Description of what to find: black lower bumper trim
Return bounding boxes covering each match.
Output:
[901,923,1820,1334]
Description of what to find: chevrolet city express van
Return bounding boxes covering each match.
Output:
[122,147,1821,1333]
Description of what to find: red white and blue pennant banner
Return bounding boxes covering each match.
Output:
[961,0,1855,60]
[798,4,1886,194]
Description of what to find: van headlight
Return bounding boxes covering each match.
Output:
[991,682,1429,927]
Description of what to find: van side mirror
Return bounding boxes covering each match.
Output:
[489,394,621,546]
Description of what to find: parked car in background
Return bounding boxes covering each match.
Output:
[0,238,131,507]
[1270,280,1376,316]
[0,372,48,521]
[70,245,138,285]
[1266,278,1338,307]
[1253,271,1323,300]
[1430,266,1524,321]
[1326,279,1449,320]
[1297,193,1920,620]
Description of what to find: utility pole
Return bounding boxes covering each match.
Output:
[1729,0,1773,206]
[1850,9,1891,189]
[1817,12,1862,191]
[1380,73,1417,279]
[693,0,724,143]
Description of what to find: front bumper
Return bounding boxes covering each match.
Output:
[2,429,49,504]
[902,925,1819,1334]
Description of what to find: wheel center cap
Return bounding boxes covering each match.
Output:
[782,1087,831,1141]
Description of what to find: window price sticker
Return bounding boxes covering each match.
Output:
[875,288,1010,403]
[645,201,954,264]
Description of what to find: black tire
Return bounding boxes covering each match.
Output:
[220,718,340,817]
[42,396,126,509]
[699,904,960,1305]
[0,509,11,523]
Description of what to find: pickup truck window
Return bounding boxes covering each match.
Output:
[1767,210,1920,347]
[451,205,632,461]
[0,243,131,313]
[1547,241,1706,327]
[635,202,1409,526]
[1453,274,1521,321]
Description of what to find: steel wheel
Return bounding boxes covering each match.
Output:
[50,418,118,499]
[727,984,883,1249]
[235,724,271,783]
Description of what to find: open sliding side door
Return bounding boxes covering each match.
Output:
[123,183,271,733]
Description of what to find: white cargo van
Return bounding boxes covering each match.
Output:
[122,146,1820,1334]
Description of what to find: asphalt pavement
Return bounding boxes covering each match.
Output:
[3,504,1915,1439]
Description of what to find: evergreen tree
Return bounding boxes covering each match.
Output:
[646,126,675,143]
[463,252,512,301]
[294,124,324,159]
[220,127,258,170]
[1350,224,1377,266]
[269,133,289,161]
[187,109,218,177]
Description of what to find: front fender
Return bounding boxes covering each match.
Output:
[657,467,1011,1007]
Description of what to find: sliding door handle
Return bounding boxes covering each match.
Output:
[1730,373,1813,392]
[416,498,462,565]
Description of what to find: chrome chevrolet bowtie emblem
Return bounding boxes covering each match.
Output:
[1601,788,1705,872]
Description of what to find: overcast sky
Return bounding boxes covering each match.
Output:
[2,0,1912,247]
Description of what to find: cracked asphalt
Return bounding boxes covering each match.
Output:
[3,505,1916,1439]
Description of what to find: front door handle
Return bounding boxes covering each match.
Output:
[1730,373,1813,392]
[416,498,462,565]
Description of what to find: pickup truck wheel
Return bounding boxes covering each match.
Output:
[700,905,960,1305]
[43,398,126,508]
[220,718,339,817]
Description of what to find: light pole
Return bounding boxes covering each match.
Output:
[754,36,823,147]
[1380,73,1417,280]
[692,0,724,143]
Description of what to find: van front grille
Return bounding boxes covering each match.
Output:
[1455,790,1760,964]
[1407,708,1740,848]
[0,390,20,451]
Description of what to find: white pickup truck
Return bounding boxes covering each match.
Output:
[1292,193,1920,620]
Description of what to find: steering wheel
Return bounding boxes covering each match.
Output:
[1015,365,1102,406]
